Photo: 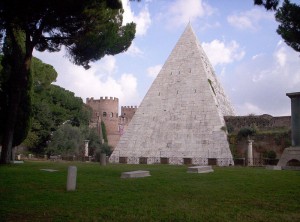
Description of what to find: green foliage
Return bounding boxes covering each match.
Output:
[275,0,300,53]
[229,144,238,158]
[46,125,102,157]
[0,29,33,147]
[95,143,112,161]
[85,127,102,156]
[207,79,216,96]
[254,0,279,10]
[263,150,277,159]
[0,0,136,69]
[101,143,113,156]
[101,121,108,143]
[0,0,136,163]
[17,58,92,154]
[237,127,257,139]
[226,124,234,134]
[255,0,300,53]
[46,124,83,156]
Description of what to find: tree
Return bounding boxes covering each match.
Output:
[276,0,300,52]
[254,0,280,10]
[237,127,257,140]
[254,0,300,53]
[46,124,83,156]
[0,0,136,163]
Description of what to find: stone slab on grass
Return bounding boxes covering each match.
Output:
[187,166,214,174]
[11,161,24,164]
[40,169,59,172]
[265,165,282,170]
[121,170,151,179]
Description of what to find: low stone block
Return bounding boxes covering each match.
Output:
[40,169,58,172]
[11,161,24,164]
[265,165,282,170]
[121,170,151,178]
[187,166,214,174]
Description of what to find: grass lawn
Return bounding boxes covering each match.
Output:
[0,161,299,222]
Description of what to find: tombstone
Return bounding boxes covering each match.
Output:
[247,140,254,166]
[100,153,106,166]
[277,92,300,167]
[121,170,151,178]
[66,166,77,191]
[84,140,89,157]
[28,154,32,159]
[187,166,214,173]
[266,165,281,170]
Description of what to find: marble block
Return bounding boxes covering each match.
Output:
[187,166,214,173]
[121,170,151,178]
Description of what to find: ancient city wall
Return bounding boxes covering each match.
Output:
[224,114,291,132]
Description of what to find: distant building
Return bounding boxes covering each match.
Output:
[86,97,137,148]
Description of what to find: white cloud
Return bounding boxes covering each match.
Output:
[274,43,287,67]
[202,40,245,66]
[122,0,151,36]
[125,42,143,57]
[147,65,162,78]
[96,56,117,76]
[167,0,215,27]
[33,49,140,107]
[221,42,300,116]
[227,8,273,31]
[235,102,267,116]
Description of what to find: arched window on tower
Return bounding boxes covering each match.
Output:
[110,112,113,118]
[103,112,107,117]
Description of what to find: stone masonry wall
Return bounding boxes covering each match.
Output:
[224,114,291,132]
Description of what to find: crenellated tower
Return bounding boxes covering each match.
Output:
[119,106,138,134]
[86,97,120,148]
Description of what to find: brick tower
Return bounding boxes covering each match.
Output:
[86,97,120,148]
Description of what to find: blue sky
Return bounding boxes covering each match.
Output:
[34,0,300,116]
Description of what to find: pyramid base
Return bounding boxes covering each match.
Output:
[109,156,234,166]
[277,147,300,167]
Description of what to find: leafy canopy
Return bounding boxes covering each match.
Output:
[254,0,300,53]
[0,0,136,68]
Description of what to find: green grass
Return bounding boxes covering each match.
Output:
[0,162,299,222]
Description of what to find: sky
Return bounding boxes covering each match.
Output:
[34,0,300,117]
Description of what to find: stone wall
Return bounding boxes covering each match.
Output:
[224,114,291,132]
[229,131,291,160]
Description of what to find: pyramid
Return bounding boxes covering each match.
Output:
[110,23,235,165]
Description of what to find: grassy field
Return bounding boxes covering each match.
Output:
[0,161,299,222]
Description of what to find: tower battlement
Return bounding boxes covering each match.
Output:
[86,97,119,104]
[120,106,137,123]
[121,106,138,110]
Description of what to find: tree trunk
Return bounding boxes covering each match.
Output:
[0,79,24,163]
[0,26,33,164]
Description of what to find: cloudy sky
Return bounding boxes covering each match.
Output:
[34,0,300,116]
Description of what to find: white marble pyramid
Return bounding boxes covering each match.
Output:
[110,23,235,165]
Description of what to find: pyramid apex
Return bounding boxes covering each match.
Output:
[183,21,194,33]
